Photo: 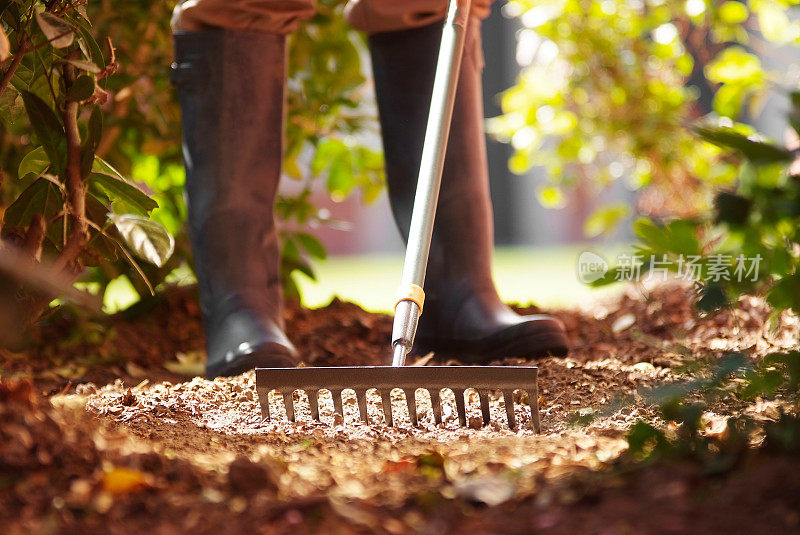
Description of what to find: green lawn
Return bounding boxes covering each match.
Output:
[100,243,625,314]
[295,244,624,313]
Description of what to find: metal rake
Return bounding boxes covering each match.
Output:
[255,0,543,432]
[256,366,540,431]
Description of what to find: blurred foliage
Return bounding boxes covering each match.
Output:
[0,0,173,332]
[625,350,800,472]
[587,98,800,471]
[593,101,800,322]
[490,0,800,224]
[1,0,383,311]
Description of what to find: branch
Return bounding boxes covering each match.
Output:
[53,58,89,273]
[0,46,26,98]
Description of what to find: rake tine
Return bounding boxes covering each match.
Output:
[260,390,272,422]
[283,391,296,422]
[380,390,394,426]
[332,390,344,420]
[404,389,418,426]
[452,389,466,427]
[356,390,369,423]
[430,389,443,425]
[503,390,516,429]
[479,390,491,427]
[308,389,320,421]
[255,365,541,430]
[529,386,541,434]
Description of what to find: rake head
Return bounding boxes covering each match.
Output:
[255,366,540,431]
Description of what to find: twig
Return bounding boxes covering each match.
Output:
[21,214,46,262]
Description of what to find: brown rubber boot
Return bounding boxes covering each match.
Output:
[172,30,298,378]
[369,19,569,363]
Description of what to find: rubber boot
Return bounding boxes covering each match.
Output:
[369,19,569,362]
[172,31,298,378]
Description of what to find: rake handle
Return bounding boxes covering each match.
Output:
[391,0,472,367]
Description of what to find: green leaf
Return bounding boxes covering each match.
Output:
[767,274,800,313]
[694,125,793,163]
[327,153,354,198]
[715,191,752,226]
[537,185,566,209]
[3,177,63,229]
[17,146,50,179]
[311,138,346,176]
[75,23,105,71]
[21,91,65,173]
[705,47,762,85]
[80,106,102,178]
[88,172,158,216]
[697,284,729,313]
[296,232,327,260]
[0,86,25,126]
[584,204,630,237]
[633,218,669,250]
[10,49,53,103]
[718,1,749,24]
[35,12,74,49]
[66,74,95,102]
[713,83,746,118]
[110,214,175,268]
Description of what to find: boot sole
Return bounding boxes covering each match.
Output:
[415,322,569,364]
[206,342,298,379]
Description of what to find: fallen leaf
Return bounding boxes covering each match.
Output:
[412,353,435,366]
[163,351,205,376]
[454,475,516,506]
[612,313,636,333]
[102,467,149,495]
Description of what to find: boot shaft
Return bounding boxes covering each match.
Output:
[369,18,495,297]
[173,30,288,327]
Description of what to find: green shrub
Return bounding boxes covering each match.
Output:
[492,0,800,224]
[0,0,172,330]
[0,0,383,323]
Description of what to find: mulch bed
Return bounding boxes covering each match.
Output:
[1,282,799,534]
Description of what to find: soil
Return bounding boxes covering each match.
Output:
[1,282,799,534]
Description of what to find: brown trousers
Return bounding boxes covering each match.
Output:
[172,0,492,34]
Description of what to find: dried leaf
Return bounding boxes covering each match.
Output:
[62,58,101,74]
[35,12,74,49]
[0,25,10,61]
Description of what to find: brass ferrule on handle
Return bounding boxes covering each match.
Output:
[390,0,471,367]
[394,283,425,314]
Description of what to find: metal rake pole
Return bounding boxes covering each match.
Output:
[391,0,472,367]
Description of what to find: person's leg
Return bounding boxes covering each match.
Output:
[171,0,314,378]
[172,0,315,33]
[359,4,570,362]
